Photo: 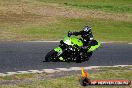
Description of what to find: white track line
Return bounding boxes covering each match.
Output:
[101,42,114,44]
[0,65,131,76]
[28,41,112,43]
[27,41,59,43]
[128,43,132,44]
[27,41,132,44]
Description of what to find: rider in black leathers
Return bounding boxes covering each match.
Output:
[68,26,94,50]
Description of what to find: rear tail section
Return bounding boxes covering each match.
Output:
[88,40,101,52]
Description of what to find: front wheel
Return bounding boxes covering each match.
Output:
[45,50,57,62]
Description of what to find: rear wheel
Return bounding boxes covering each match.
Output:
[75,52,85,63]
[45,50,57,62]
[83,52,92,61]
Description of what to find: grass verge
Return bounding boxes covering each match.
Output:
[0,0,132,41]
[38,0,132,13]
[17,18,132,42]
[0,66,131,88]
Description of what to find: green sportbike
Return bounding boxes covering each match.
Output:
[45,33,101,63]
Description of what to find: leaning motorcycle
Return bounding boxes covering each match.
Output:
[45,32,101,63]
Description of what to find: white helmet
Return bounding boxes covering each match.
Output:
[83,26,92,33]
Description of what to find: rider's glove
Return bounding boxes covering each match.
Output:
[82,46,88,49]
[81,46,89,51]
[68,31,72,37]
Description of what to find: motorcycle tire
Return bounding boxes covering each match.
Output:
[45,50,57,62]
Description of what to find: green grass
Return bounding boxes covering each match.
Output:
[38,0,132,13]
[0,73,37,81]
[0,67,131,88]
[0,0,132,41]
[1,17,132,41]
[16,18,132,42]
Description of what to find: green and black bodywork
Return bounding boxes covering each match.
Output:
[45,36,101,63]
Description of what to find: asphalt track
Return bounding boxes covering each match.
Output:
[0,42,132,73]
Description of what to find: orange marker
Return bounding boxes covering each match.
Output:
[81,67,89,78]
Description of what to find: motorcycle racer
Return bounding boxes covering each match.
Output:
[45,26,101,63]
[68,26,94,50]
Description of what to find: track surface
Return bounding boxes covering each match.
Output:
[0,42,132,73]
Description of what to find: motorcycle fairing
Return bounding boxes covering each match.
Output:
[54,47,62,53]
[55,37,101,53]
[88,41,101,52]
[63,36,83,47]
[54,47,65,61]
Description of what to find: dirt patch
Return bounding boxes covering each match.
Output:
[0,1,131,24]
[0,10,56,25]
[0,1,57,25]
[21,3,132,22]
